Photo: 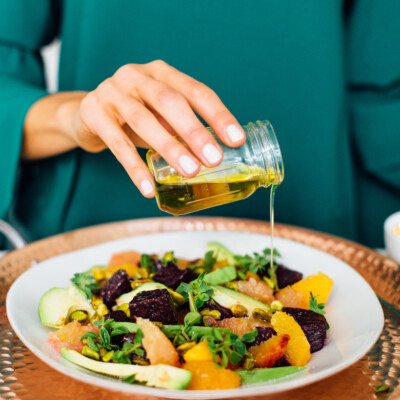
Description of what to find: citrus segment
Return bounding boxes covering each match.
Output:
[48,322,99,353]
[271,311,311,366]
[136,317,180,367]
[291,272,333,305]
[108,251,141,268]
[276,286,308,309]
[249,334,290,368]
[184,361,241,390]
[183,341,213,362]
[235,277,274,303]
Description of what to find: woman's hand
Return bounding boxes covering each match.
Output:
[58,60,245,197]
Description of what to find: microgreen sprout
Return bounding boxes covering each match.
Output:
[203,329,258,368]
[234,248,281,290]
[309,292,329,330]
[70,273,99,299]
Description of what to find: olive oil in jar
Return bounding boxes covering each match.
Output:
[153,164,277,215]
[147,120,284,215]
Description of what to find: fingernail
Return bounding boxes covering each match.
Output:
[227,124,245,143]
[203,143,222,164]
[141,179,154,195]
[179,155,198,174]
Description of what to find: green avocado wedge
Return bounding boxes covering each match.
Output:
[61,348,192,390]
[210,285,271,315]
[39,286,95,328]
[203,265,237,285]
[206,242,236,265]
[237,366,307,385]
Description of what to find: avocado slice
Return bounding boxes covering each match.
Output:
[203,265,237,285]
[61,348,192,390]
[39,286,95,329]
[237,366,307,385]
[207,242,236,265]
[210,285,271,315]
[116,282,167,306]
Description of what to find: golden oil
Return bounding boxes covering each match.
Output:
[153,164,277,215]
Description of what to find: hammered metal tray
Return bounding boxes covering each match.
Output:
[0,217,399,400]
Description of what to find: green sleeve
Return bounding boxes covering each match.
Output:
[0,0,60,219]
[346,0,400,189]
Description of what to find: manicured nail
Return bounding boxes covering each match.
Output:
[203,143,222,164]
[179,155,198,174]
[227,124,245,143]
[141,179,154,195]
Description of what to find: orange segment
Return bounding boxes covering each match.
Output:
[249,334,290,368]
[183,341,213,362]
[104,263,142,279]
[48,322,99,353]
[276,286,308,309]
[136,318,180,367]
[235,278,274,303]
[291,272,333,305]
[271,311,311,366]
[184,361,241,390]
[108,251,141,268]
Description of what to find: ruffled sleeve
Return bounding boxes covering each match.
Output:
[0,0,60,218]
[346,0,400,189]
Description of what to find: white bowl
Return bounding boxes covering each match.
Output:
[384,211,400,263]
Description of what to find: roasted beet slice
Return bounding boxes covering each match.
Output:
[276,265,303,288]
[104,310,130,322]
[153,262,197,289]
[283,307,327,352]
[258,263,302,289]
[249,326,277,347]
[100,269,132,308]
[202,300,234,320]
[129,289,178,324]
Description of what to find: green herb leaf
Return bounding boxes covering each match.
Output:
[70,273,99,299]
[100,326,110,348]
[80,332,99,341]
[112,350,131,364]
[184,311,202,327]
[177,273,214,313]
[234,248,280,290]
[206,330,258,368]
[309,292,330,330]
[110,326,130,337]
[87,336,100,352]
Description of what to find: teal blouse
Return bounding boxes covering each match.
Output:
[1,1,400,248]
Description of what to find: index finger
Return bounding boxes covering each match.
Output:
[147,60,246,147]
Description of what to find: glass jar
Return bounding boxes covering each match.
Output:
[146,120,284,215]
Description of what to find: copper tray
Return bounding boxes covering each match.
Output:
[1,217,399,400]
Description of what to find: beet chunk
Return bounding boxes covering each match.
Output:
[248,326,277,348]
[129,289,178,324]
[258,263,302,289]
[276,265,303,288]
[100,269,132,308]
[153,262,197,289]
[202,300,234,320]
[283,307,327,353]
[104,310,130,322]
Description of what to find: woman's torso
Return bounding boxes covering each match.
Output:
[16,0,386,246]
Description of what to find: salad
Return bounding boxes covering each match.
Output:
[38,242,333,390]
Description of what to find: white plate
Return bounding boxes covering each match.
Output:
[6,231,384,399]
